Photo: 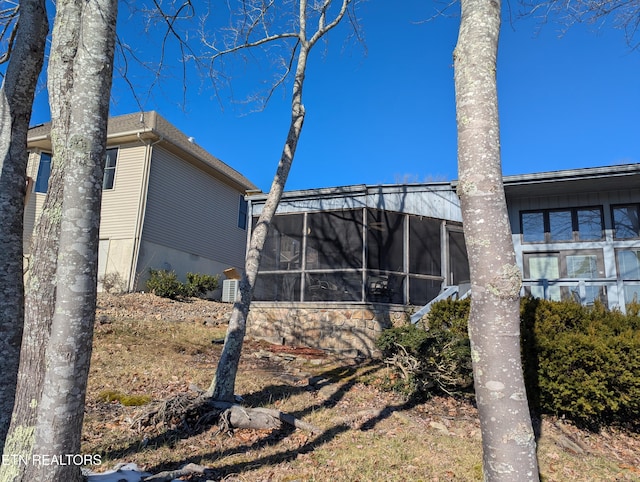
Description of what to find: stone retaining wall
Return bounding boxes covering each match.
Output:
[247,303,409,357]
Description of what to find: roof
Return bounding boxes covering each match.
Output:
[247,181,455,203]
[27,111,258,192]
[501,164,640,198]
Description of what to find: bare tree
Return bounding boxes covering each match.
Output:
[0,0,48,451]
[523,0,640,48]
[0,1,118,480]
[205,0,360,401]
[453,0,539,480]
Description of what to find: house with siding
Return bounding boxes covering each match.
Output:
[25,111,257,292]
[245,163,640,355]
[503,164,640,313]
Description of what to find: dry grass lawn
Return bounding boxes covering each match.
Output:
[82,294,640,481]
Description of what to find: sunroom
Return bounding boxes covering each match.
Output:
[245,183,469,355]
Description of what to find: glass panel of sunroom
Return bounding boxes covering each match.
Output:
[366,272,404,304]
[306,210,363,270]
[254,273,301,301]
[367,209,404,272]
[257,214,303,271]
[448,230,469,285]
[305,272,362,302]
[409,277,441,306]
[409,216,441,276]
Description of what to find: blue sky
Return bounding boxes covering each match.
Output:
[29,1,640,193]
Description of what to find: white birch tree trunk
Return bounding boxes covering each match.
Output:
[209,0,353,401]
[28,1,118,480]
[0,0,48,451]
[210,45,308,401]
[453,0,540,480]
[0,1,117,480]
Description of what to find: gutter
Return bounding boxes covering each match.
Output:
[127,133,163,291]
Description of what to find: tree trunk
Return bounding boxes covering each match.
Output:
[27,1,118,481]
[0,0,48,451]
[209,45,308,401]
[208,0,354,403]
[0,1,117,481]
[453,0,540,480]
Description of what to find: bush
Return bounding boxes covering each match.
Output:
[185,272,219,298]
[379,297,640,428]
[147,269,221,300]
[100,272,125,294]
[521,297,640,428]
[376,299,473,398]
[146,269,187,299]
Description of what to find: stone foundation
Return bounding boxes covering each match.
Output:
[247,303,409,357]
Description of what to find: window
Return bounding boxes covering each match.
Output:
[238,195,248,230]
[521,212,545,243]
[521,207,603,243]
[525,253,561,300]
[612,204,640,239]
[549,210,573,241]
[34,153,52,193]
[34,149,117,193]
[617,249,640,280]
[576,208,604,240]
[523,250,606,304]
[616,249,640,309]
[103,148,118,190]
[566,254,598,278]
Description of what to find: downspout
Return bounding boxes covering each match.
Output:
[127,133,163,291]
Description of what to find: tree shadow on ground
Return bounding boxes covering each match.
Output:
[140,361,435,479]
[100,361,382,466]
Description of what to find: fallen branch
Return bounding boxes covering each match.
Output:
[220,405,320,434]
[143,463,207,481]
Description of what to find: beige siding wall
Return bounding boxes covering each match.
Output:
[140,146,247,277]
[99,142,147,239]
[23,144,146,290]
[23,151,44,252]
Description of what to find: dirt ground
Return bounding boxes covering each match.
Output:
[86,293,640,481]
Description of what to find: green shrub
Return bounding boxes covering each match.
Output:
[147,269,221,300]
[185,272,219,298]
[379,297,640,428]
[146,269,187,299]
[521,297,640,428]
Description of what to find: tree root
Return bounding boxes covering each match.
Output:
[131,393,320,436]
